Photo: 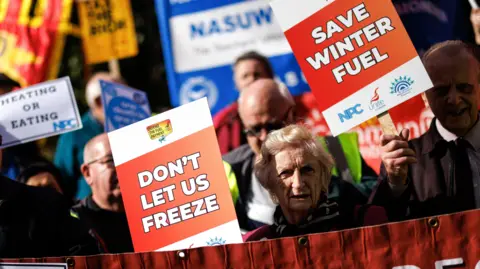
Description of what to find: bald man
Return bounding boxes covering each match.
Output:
[55,72,125,200]
[371,40,480,220]
[71,133,133,254]
[223,79,295,231]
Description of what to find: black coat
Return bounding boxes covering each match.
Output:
[0,176,100,258]
[71,196,134,254]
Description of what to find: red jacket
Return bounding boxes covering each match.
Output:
[213,102,245,155]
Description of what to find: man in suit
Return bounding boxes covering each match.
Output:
[371,40,480,220]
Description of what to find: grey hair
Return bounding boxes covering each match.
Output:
[254,124,334,195]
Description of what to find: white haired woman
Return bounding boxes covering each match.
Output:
[243,124,386,241]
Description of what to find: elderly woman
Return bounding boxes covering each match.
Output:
[243,124,385,241]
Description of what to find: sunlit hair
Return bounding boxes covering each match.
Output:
[233,51,274,79]
[254,124,334,195]
[422,40,480,66]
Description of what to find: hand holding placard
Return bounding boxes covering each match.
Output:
[380,128,416,185]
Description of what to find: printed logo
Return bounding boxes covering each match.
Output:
[180,76,218,109]
[133,92,147,105]
[53,119,77,131]
[147,119,173,143]
[368,87,386,111]
[390,76,414,96]
[206,236,226,246]
[338,104,363,123]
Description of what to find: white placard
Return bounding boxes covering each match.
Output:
[0,77,82,148]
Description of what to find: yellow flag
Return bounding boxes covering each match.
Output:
[78,0,138,64]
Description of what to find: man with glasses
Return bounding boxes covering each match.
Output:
[71,133,133,253]
[223,79,295,231]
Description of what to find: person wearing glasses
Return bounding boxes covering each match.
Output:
[71,133,133,254]
[223,78,297,231]
[223,79,378,232]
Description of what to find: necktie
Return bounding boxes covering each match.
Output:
[453,138,475,210]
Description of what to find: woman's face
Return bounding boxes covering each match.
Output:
[271,146,323,220]
[26,172,63,194]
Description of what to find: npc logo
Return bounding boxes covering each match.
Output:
[206,236,226,246]
[180,77,218,109]
[368,87,386,111]
[390,76,414,97]
[53,119,77,131]
[338,104,363,123]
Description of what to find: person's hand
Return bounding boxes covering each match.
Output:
[471,8,480,45]
[380,129,416,185]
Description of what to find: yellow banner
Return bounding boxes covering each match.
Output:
[78,0,138,64]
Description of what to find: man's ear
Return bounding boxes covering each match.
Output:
[81,164,93,186]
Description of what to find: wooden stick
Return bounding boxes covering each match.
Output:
[469,0,479,9]
[108,59,121,79]
[377,111,398,136]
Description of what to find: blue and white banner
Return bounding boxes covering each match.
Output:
[100,80,152,132]
[155,0,310,115]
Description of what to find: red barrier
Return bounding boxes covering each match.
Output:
[2,209,479,268]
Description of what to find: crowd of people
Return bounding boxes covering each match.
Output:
[0,1,479,260]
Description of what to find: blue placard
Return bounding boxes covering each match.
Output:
[155,0,310,116]
[100,80,152,132]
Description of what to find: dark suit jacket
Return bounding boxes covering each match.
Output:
[370,118,477,221]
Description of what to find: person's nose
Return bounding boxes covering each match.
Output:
[291,170,305,190]
[446,86,462,106]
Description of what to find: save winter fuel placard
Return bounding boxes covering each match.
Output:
[108,98,242,252]
[270,0,433,136]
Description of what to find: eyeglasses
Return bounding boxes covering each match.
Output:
[85,154,115,167]
[243,106,293,138]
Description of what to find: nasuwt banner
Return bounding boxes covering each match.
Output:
[0,77,82,149]
[108,97,242,252]
[270,0,434,136]
[100,80,151,132]
[0,209,479,268]
[0,0,74,87]
[155,0,310,115]
[77,0,138,64]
